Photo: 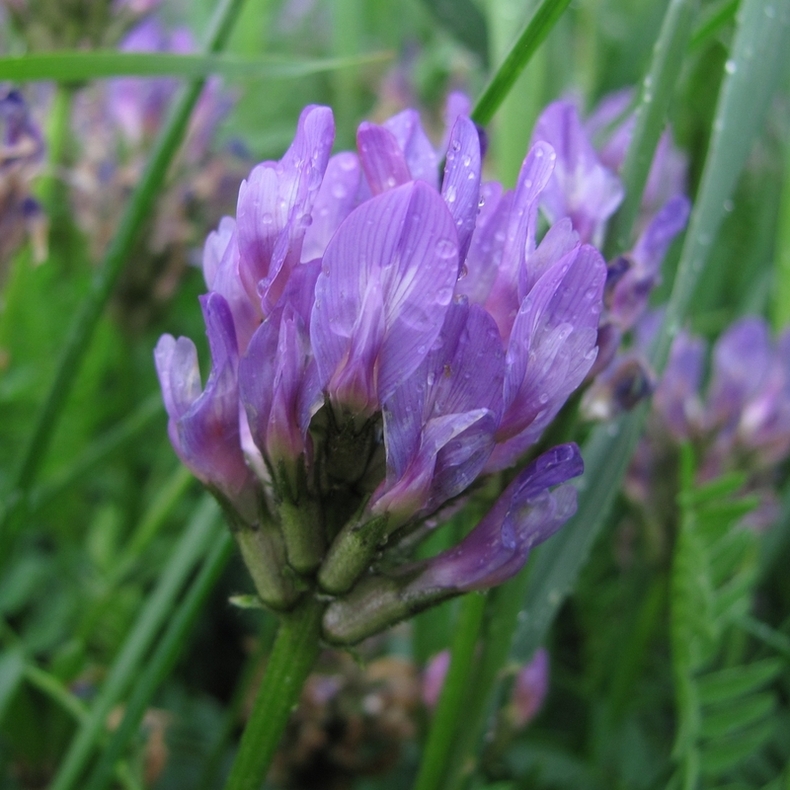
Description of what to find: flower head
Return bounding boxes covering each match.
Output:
[156,97,606,637]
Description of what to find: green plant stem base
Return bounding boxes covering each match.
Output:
[223,595,325,790]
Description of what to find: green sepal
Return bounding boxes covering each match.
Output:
[234,524,301,611]
[273,458,326,575]
[322,571,457,645]
[317,509,389,595]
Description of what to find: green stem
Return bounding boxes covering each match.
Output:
[0,0,246,538]
[38,82,74,216]
[196,614,278,790]
[442,571,532,790]
[603,0,699,258]
[27,394,163,515]
[50,497,220,790]
[223,596,325,790]
[413,592,487,790]
[472,0,572,127]
[83,530,234,790]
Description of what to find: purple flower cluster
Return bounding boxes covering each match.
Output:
[656,317,790,478]
[528,95,690,421]
[627,316,790,531]
[156,98,610,641]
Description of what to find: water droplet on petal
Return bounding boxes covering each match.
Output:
[435,238,458,259]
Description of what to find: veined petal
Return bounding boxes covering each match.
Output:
[159,294,251,503]
[485,142,556,339]
[493,245,605,469]
[441,116,482,266]
[384,108,439,189]
[312,181,458,414]
[236,105,334,302]
[532,101,623,246]
[415,443,582,591]
[202,215,235,290]
[357,122,411,195]
[301,152,361,261]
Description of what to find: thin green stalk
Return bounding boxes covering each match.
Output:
[223,596,325,790]
[23,665,88,725]
[83,530,234,790]
[442,571,532,790]
[653,0,790,370]
[689,0,739,50]
[196,615,277,790]
[0,0,247,538]
[413,592,487,790]
[472,0,572,127]
[604,0,699,258]
[38,83,74,216]
[27,394,163,514]
[50,496,221,790]
[771,129,790,328]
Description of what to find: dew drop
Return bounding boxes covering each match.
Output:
[724,59,737,75]
[261,212,274,225]
[445,185,457,204]
[427,371,435,386]
[435,238,458,259]
[462,154,472,167]
[457,264,468,281]
[723,199,734,212]
[452,139,461,151]
[332,182,348,199]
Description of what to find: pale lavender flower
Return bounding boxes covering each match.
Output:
[531,101,624,247]
[422,650,450,711]
[510,647,550,728]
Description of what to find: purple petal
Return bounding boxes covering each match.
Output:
[707,317,772,431]
[414,444,582,591]
[357,122,412,195]
[511,648,550,728]
[374,300,505,522]
[485,142,557,339]
[441,91,472,153]
[207,231,259,354]
[532,101,623,246]
[441,116,482,266]
[202,216,236,290]
[609,195,690,330]
[494,244,605,465]
[653,330,706,441]
[456,182,507,306]
[236,105,334,306]
[156,294,251,503]
[301,152,361,261]
[384,108,439,189]
[311,181,458,414]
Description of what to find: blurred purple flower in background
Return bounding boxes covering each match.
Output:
[626,315,790,532]
[155,95,630,641]
[0,86,47,275]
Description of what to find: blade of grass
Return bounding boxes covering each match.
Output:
[771,129,790,328]
[413,592,487,790]
[654,0,790,368]
[689,0,739,50]
[27,394,163,515]
[604,0,700,258]
[441,0,700,782]
[0,0,246,540]
[82,529,234,790]
[513,0,790,668]
[49,496,221,790]
[0,50,391,82]
[471,0,573,127]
